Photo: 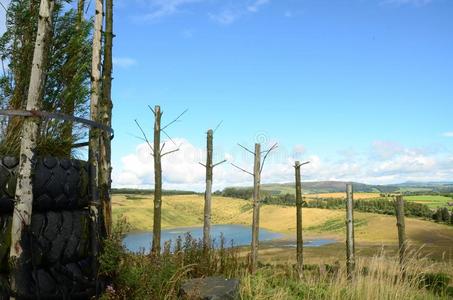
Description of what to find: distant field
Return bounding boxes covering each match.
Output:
[404,195,453,209]
[112,194,453,250]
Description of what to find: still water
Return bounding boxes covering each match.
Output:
[123,224,336,253]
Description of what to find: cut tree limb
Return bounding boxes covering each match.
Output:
[9,0,55,296]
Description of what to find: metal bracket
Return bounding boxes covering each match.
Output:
[0,109,114,148]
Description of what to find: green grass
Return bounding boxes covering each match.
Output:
[404,195,453,209]
[307,218,368,233]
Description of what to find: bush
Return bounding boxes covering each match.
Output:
[99,220,241,300]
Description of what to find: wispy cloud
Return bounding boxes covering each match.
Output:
[143,0,203,20]
[113,57,137,68]
[209,0,271,25]
[112,138,453,191]
[442,132,453,137]
[380,0,434,7]
[247,0,270,13]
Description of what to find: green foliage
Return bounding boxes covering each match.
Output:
[307,218,367,233]
[0,0,92,157]
[99,220,241,300]
[421,273,451,295]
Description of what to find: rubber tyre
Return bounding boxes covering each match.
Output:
[30,210,91,267]
[0,215,11,273]
[0,156,90,213]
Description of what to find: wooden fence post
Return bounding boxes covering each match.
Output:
[203,129,213,250]
[250,143,261,274]
[346,183,355,280]
[231,142,277,274]
[9,0,55,295]
[152,105,162,255]
[295,161,303,273]
[395,195,407,270]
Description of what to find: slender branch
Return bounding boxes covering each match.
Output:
[238,143,255,156]
[148,105,156,115]
[134,119,154,154]
[294,161,310,168]
[260,143,278,174]
[213,120,223,133]
[231,163,254,176]
[161,108,188,131]
[162,128,178,147]
[199,162,207,168]
[261,142,278,154]
[213,159,227,168]
[160,142,166,153]
[161,148,179,157]
[0,2,6,13]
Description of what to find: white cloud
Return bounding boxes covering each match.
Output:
[113,57,137,68]
[442,132,453,137]
[209,0,271,25]
[112,138,453,191]
[143,0,203,20]
[247,0,270,13]
[381,0,434,6]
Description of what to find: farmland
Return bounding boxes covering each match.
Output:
[112,194,453,260]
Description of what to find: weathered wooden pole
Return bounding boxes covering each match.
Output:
[203,129,213,250]
[346,183,355,281]
[88,0,103,283]
[9,0,55,296]
[100,0,114,237]
[295,161,303,272]
[395,195,407,269]
[152,105,163,255]
[250,143,261,274]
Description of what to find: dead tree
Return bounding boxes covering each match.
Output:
[100,0,114,236]
[88,0,103,275]
[346,183,355,280]
[9,0,55,295]
[232,142,278,273]
[294,161,310,274]
[135,106,186,255]
[395,195,407,270]
[199,128,226,250]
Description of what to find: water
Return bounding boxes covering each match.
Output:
[282,239,337,248]
[123,224,336,253]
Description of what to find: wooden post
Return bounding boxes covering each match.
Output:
[250,143,261,274]
[9,0,55,296]
[88,0,103,283]
[295,161,303,273]
[346,183,355,281]
[395,195,407,269]
[152,105,163,255]
[203,129,213,250]
[100,0,114,237]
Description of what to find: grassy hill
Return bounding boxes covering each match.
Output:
[112,194,453,250]
[260,181,453,195]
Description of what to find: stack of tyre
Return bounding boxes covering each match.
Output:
[0,156,96,299]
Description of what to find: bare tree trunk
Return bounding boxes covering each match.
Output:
[395,195,407,271]
[88,0,103,282]
[77,0,85,22]
[295,161,303,273]
[250,143,261,274]
[346,183,355,281]
[203,129,213,250]
[100,0,113,237]
[152,105,162,255]
[9,0,55,296]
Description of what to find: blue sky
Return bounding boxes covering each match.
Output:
[2,0,453,190]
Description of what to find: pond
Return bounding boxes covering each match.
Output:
[123,224,336,253]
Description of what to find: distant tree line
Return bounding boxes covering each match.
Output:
[432,207,453,225]
[112,188,199,196]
